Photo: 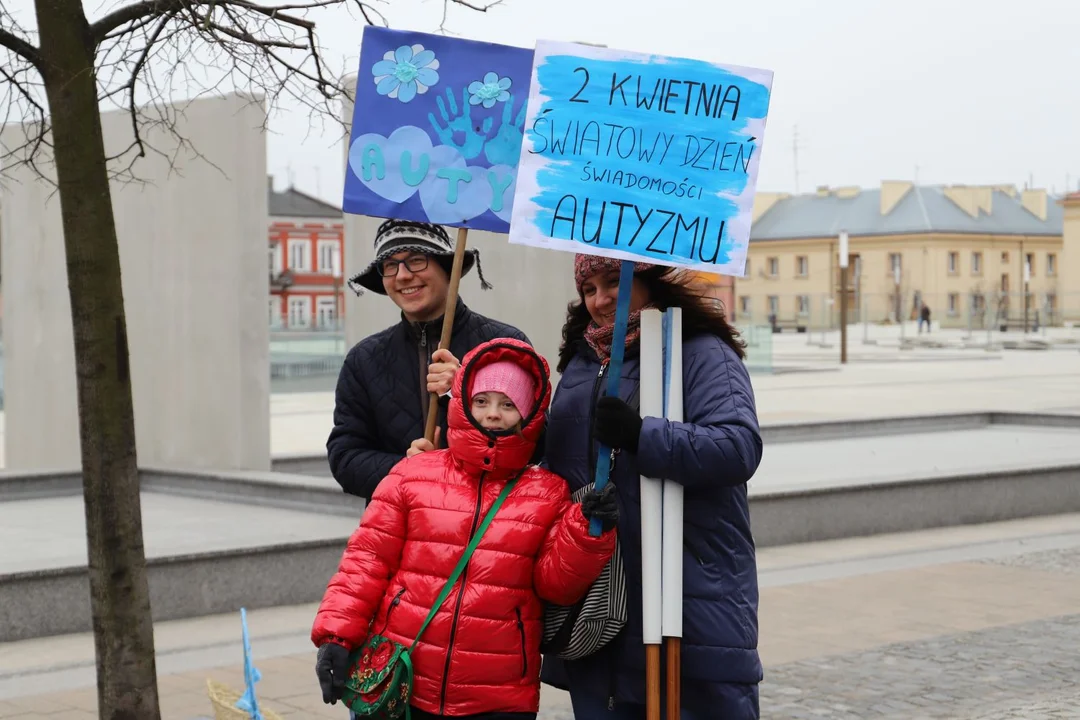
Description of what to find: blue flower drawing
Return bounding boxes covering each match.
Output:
[468,72,512,108]
[372,45,440,103]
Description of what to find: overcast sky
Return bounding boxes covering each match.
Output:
[4,0,1079,205]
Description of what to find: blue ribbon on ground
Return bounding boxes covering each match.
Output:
[235,607,265,720]
[589,260,637,537]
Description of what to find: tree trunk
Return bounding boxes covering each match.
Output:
[33,1,161,717]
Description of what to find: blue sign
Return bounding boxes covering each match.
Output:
[344,26,534,231]
[509,41,774,275]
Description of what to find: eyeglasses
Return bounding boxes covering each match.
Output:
[379,254,429,277]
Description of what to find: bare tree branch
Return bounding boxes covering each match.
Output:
[0,24,41,68]
[4,0,506,189]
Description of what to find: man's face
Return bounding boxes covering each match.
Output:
[380,251,450,323]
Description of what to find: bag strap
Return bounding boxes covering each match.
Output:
[408,472,522,653]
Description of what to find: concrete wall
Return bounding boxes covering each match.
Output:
[0,93,270,471]
[339,77,578,377]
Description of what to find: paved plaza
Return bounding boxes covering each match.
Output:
[2,514,1080,718]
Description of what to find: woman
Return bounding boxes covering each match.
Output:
[539,255,764,720]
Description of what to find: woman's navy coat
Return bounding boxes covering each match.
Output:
[540,333,764,718]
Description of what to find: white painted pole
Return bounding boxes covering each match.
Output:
[639,309,664,647]
[661,307,684,638]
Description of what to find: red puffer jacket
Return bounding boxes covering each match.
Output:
[312,338,615,716]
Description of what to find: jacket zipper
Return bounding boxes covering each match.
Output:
[586,362,609,481]
[438,472,486,713]
[515,607,527,678]
[417,324,430,427]
[377,587,407,636]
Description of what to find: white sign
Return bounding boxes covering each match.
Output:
[509,40,774,275]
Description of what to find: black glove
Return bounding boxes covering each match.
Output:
[581,482,619,532]
[593,396,643,452]
[315,642,349,704]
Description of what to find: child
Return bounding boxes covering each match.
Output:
[312,338,618,720]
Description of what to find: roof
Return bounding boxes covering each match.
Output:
[750,184,1064,242]
[268,183,341,219]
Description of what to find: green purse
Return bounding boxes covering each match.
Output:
[342,474,522,720]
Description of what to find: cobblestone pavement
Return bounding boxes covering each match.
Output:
[967,691,1080,720]
[760,614,1080,719]
[980,546,1080,575]
[6,526,1080,719]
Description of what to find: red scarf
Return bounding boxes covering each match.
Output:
[584,309,647,363]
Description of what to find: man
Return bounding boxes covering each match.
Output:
[919,302,932,334]
[327,219,531,500]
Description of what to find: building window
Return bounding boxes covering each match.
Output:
[972,252,982,275]
[767,257,779,277]
[1047,253,1057,276]
[889,253,902,277]
[767,295,779,316]
[287,296,311,328]
[947,252,958,274]
[739,296,751,315]
[797,295,810,316]
[318,240,340,275]
[269,242,283,275]
[316,296,338,328]
[947,293,959,316]
[744,258,751,276]
[1001,251,1009,263]
[1025,253,1035,279]
[970,293,986,316]
[1046,292,1058,318]
[288,239,311,272]
[796,256,808,277]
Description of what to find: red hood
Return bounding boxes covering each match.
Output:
[447,338,551,478]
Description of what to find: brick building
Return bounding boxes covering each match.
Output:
[268,182,344,329]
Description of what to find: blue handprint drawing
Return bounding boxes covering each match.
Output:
[428,87,493,161]
[483,94,527,166]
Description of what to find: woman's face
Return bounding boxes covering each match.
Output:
[581,270,651,327]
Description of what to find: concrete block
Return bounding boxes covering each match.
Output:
[0,93,270,471]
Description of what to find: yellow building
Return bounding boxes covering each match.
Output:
[737,181,1079,330]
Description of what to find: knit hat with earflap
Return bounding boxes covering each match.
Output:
[470,360,537,419]
[348,219,491,295]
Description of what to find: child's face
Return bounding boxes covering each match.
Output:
[470,391,522,432]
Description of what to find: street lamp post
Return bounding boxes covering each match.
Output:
[1023,261,1031,334]
[839,231,849,364]
[894,265,904,341]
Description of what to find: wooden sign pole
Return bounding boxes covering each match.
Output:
[423,227,469,448]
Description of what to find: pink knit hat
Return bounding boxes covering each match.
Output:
[471,360,537,418]
[574,253,657,296]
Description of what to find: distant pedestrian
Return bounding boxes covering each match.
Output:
[919,303,931,334]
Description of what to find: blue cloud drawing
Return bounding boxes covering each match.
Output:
[371,44,440,103]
